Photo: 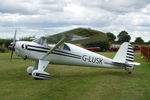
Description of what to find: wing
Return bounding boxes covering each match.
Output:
[47,33,90,44]
[47,28,107,44]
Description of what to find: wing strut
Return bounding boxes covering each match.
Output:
[42,37,67,59]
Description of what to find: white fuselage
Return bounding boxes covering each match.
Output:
[15,41,122,69]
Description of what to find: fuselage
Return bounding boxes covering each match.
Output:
[15,41,122,69]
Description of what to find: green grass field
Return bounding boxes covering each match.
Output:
[0,52,150,100]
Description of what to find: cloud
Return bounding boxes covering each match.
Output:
[78,0,150,14]
[0,0,149,42]
[0,0,39,15]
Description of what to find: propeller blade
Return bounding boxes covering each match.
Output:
[10,30,17,61]
[10,49,14,61]
[13,30,17,45]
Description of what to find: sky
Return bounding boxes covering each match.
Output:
[0,0,150,42]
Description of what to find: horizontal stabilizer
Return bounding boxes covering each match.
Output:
[126,62,141,66]
[112,60,140,66]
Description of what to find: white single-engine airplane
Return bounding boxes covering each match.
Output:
[10,31,140,80]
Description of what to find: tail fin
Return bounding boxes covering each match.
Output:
[113,42,140,67]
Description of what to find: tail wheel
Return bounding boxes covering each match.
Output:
[125,67,132,74]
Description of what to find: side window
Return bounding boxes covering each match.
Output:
[63,44,71,51]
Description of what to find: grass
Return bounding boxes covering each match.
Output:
[0,52,149,100]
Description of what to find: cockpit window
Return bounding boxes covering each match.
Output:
[63,44,71,51]
[33,37,47,46]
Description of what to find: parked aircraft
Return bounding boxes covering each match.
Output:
[10,31,140,79]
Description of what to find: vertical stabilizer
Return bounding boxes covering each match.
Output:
[113,42,134,63]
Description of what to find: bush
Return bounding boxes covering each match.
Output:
[0,39,12,48]
[82,41,109,51]
[0,48,8,53]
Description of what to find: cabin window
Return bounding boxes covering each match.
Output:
[63,44,71,51]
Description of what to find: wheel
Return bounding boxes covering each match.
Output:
[34,78,44,80]
[28,73,32,75]
[27,66,34,75]
[32,70,51,80]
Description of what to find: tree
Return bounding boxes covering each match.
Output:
[134,37,144,44]
[106,32,116,42]
[0,39,12,47]
[20,36,35,41]
[148,40,150,45]
[117,31,131,43]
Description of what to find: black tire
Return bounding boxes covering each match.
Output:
[34,78,44,80]
[28,73,32,75]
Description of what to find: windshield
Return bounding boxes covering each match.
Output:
[33,37,47,46]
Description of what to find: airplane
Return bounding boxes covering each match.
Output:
[10,31,140,80]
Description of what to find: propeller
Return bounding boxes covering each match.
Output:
[10,30,17,61]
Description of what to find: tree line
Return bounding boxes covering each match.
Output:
[106,30,150,45]
[83,30,150,51]
[0,36,35,53]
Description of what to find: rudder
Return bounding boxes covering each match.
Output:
[113,42,134,63]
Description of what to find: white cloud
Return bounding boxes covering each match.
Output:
[141,4,150,14]
[0,0,149,42]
